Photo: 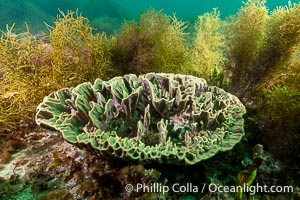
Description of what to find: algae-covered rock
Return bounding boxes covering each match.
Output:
[36,73,246,165]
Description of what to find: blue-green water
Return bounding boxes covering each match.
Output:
[1,0,300,33]
[116,0,300,18]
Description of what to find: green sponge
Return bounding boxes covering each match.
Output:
[36,73,246,165]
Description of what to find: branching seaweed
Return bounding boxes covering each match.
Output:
[227,0,300,97]
[190,8,227,82]
[46,9,114,86]
[111,9,189,75]
[0,23,54,128]
[0,10,114,130]
[226,0,267,96]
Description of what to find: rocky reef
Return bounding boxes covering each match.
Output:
[36,73,246,165]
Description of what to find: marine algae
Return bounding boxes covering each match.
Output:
[111,9,189,75]
[0,11,113,130]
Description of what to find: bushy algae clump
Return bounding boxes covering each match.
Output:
[226,0,300,97]
[0,10,113,129]
[254,54,300,163]
[0,24,53,129]
[46,9,113,86]
[111,9,189,75]
[189,8,227,83]
[36,73,246,165]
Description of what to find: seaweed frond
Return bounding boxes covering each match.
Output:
[227,0,268,96]
[0,10,114,130]
[190,8,227,82]
[111,9,189,75]
[0,23,53,128]
[47,9,113,85]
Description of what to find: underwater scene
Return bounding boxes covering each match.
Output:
[0,0,299,199]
